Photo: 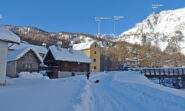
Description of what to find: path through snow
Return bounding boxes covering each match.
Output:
[1,71,185,111]
[73,72,185,111]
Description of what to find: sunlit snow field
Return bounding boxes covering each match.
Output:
[1,71,185,111]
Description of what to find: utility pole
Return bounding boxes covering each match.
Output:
[152,4,163,13]
[113,16,124,35]
[95,17,112,35]
[0,14,3,19]
[95,17,101,34]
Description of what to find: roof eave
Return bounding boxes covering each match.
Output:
[54,59,91,64]
[0,39,20,44]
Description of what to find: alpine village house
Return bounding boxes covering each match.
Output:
[8,42,48,58]
[43,42,91,78]
[0,27,20,85]
[73,41,100,72]
[7,48,43,77]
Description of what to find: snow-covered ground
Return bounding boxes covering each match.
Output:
[1,71,185,111]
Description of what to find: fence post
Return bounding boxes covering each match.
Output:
[168,69,170,75]
[154,69,156,75]
[163,69,165,75]
[173,69,175,75]
[177,69,179,75]
[182,68,184,75]
[159,69,161,76]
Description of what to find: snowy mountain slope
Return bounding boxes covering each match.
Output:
[1,72,185,111]
[2,25,49,34]
[1,25,113,49]
[116,8,185,54]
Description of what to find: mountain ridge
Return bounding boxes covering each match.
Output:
[116,7,185,54]
[1,25,114,48]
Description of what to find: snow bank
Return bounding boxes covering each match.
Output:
[18,72,44,79]
[114,71,185,99]
[1,71,185,111]
[0,76,86,111]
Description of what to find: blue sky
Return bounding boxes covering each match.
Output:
[0,0,185,35]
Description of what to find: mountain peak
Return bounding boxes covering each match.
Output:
[116,8,185,54]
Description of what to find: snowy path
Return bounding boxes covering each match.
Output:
[1,72,185,111]
[74,72,185,111]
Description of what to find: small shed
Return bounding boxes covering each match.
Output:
[7,48,42,77]
[43,44,91,78]
[0,28,20,85]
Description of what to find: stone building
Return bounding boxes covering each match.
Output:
[73,41,101,72]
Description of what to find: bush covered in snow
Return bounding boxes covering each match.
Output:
[18,72,44,79]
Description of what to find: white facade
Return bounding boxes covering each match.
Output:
[0,28,20,85]
[0,41,8,85]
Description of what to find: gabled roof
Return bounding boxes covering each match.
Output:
[7,48,43,62]
[8,43,47,54]
[46,45,91,63]
[73,41,95,50]
[0,27,20,43]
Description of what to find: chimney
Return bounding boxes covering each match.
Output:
[42,43,47,48]
[56,41,62,51]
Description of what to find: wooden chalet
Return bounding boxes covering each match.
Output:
[7,48,42,77]
[43,44,91,78]
[8,43,47,58]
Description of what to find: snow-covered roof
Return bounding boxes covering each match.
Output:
[47,45,91,63]
[0,27,20,43]
[7,48,43,62]
[9,43,47,54]
[73,41,95,50]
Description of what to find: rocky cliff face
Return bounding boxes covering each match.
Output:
[116,8,185,54]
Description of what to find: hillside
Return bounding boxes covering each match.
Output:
[1,72,185,111]
[1,25,114,48]
[115,8,185,54]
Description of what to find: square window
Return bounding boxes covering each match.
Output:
[28,64,32,69]
[94,51,96,54]
[93,59,96,62]
[22,64,26,68]
[94,66,96,69]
